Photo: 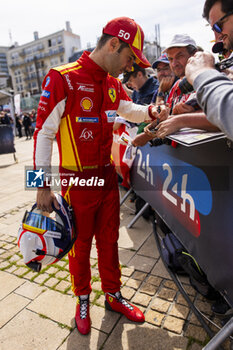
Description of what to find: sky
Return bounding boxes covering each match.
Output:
[1,0,216,54]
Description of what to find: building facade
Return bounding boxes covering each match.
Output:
[0,47,9,89]
[144,41,163,66]
[7,22,81,97]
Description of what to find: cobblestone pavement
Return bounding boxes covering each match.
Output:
[0,137,230,350]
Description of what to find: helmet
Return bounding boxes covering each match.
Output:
[17,193,76,272]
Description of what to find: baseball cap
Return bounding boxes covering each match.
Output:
[122,63,145,84]
[103,17,151,68]
[152,53,169,69]
[165,34,197,51]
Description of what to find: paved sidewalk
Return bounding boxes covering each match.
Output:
[0,137,229,350]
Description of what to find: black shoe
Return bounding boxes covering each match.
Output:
[211,296,230,315]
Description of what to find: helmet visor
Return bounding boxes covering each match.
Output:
[22,211,64,236]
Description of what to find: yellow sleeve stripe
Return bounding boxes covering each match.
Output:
[53,61,79,72]
[66,114,83,172]
[53,63,82,75]
[60,65,82,75]
[60,117,79,171]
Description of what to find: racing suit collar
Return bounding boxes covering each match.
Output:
[78,51,108,83]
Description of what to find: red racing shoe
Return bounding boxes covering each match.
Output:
[105,291,145,323]
[75,295,91,335]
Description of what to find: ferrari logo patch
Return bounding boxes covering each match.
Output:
[108,88,116,103]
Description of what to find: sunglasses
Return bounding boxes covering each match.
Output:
[212,10,233,33]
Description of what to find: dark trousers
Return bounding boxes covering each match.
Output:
[25,126,31,139]
[17,125,22,138]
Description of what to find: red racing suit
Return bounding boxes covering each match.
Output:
[34,51,153,296]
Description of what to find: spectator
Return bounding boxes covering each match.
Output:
[30,109,37,135]
[16,114,22,138]
[151,53,177,104]
[122,63,159,105]
[121,63,159,135]
[165,34,199,112]
[30,109,37,122]
[143,34,219,141]
[23,113,32,140]
[185,0,233,141]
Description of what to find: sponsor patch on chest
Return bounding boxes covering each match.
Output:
[105,110,117,123]
[76,117,99,123]
[77,83,95,93]
[80,97,93,112]
[79,128,94,141]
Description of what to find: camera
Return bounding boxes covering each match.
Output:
[179,56,233,94]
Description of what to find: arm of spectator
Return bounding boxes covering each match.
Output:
[185,51,216,86]
[192,69,233,141]
[143,120,159,138]
[172,102,197,115]
[186,52,233,140]
[154,113,220,139]
[131,121,157,146]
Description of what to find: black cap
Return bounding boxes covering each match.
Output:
[122,63,145,84]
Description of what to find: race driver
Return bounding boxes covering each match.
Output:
[34,17,159,335]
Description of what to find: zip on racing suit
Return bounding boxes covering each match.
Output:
[34,51,154,296]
